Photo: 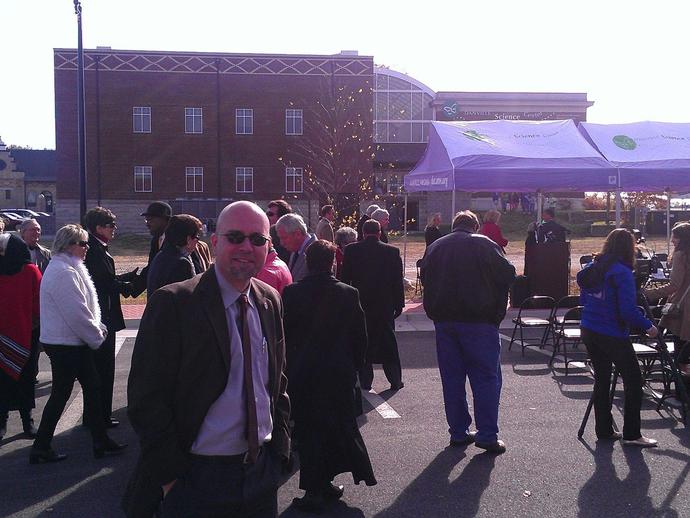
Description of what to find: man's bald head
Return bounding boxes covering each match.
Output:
[212,201,271,291]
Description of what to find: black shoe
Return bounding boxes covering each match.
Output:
[29,448,68,464]
[475,439,506,454]
[106,418,120,429]
[449,431,477,447]
[390,382,405,391]
[292,492,325,513]
[93,438,128,458]
[322,483,345,500]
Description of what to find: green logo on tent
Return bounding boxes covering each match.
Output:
[462,129,495,146]
[613,135,637,150]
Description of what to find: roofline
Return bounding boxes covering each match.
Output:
[53,48,374,60]
[374,66,435,96]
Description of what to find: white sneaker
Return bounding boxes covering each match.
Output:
[622,436,658,448]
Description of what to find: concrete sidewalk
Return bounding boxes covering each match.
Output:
[124,301,552,332]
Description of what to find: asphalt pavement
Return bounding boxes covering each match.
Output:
[1,324,689,518]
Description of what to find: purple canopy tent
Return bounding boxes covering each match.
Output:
[579,121,690,251]
[400,119,616,268]
[579,121,690,191]
[404,120,617,193]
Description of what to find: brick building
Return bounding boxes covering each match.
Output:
[54,48,373,232]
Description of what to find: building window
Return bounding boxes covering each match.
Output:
[285,109,303,135]
[236,167,254,193]
[185,107,203,134]
[134,166,153,192]
[133,107,151,133]
[236,109,253,135]
[4,189,11,200]
[185,167,204,192]
[285,167,303,193]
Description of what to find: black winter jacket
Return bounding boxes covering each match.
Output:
[421,228,516,325]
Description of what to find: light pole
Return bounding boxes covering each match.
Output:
[74,0,87,219]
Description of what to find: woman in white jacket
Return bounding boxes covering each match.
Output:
[30,224,127,463]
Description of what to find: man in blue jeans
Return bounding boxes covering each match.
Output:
[421,211,515,454]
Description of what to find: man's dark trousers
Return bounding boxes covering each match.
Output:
[434,322,502,444]
[159,447,280,518]
[86,331,115,425]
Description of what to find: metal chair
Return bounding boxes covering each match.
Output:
[413,259,423,298]
[579,255,593,269]
[550,306,584,375]
[545,295,580,346]
[509,296,556,356]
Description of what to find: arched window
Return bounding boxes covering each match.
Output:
[374,67,435,143]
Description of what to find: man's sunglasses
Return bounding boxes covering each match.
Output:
[70,241,89,247]
[222,231,270,246]
[266,211,276,217]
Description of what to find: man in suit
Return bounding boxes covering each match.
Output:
[266,199,293,263]
[123,201,290,518]
[536,207,568,243]
[131,201,172,297]
[356,204,380,241]
[19,218,50,274]
[276,213,316,283]
[341,219,405,391]
[315,204,335,242]
[83,207,136,429]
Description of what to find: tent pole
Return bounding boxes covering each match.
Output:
[667,189,671,256]
[536,191,543,222]
[451,189,456,221]
[615,190,622,228]
[403,193,408,278]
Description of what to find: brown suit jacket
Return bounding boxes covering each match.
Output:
[122,267,290,517]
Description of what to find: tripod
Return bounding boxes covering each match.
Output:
[578,334,690,439]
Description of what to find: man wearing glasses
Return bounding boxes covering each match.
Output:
[124,200,290,517]
[83,207,137,430]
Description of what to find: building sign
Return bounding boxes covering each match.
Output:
[437,102,584,122]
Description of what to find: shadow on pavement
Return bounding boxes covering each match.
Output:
[577,440,679,518]
[373,446,495,518]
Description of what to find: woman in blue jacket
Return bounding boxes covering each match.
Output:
[578,228,658,447]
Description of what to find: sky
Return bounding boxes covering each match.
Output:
[3,0,690,150]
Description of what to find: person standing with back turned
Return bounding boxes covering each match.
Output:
[421,211,515,454]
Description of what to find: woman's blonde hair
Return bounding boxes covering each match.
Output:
[483,209,502,224]
[427,212,441,227]
[53,224,88,254]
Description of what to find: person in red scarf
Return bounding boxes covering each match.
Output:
[0,234,41,440]
[480,210,509,253]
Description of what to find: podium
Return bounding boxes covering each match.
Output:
[524,242,571,301]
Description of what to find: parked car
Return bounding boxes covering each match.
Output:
[0,208,41,219]
[0,212,27,231]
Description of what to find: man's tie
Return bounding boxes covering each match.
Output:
[288,252,296,271]
[237,294,260,463]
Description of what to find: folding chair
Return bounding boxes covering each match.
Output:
[509,295,556,356]
[550,306,584,375]
[545,295,580,346]
[413,259,423,298]
[579,255,593,269]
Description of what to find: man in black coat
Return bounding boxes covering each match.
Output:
[83,207,136,428]
[131,201,172,297]
[123,201,290,518]
[341,219,405,391]
[282,240,376,512]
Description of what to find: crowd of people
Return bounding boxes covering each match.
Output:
[2,199,688,516]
